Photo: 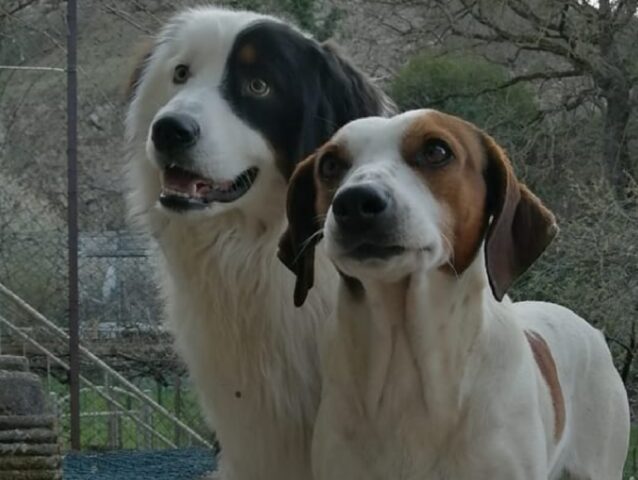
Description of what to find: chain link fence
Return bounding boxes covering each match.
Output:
[0,0,215,452]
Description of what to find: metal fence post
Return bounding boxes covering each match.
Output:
[66,0,80,451]
[174,374,182,446]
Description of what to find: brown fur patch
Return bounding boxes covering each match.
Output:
[278,154,320,306]
[124,39,154,101]
[278,143,352,306]
[238,44,257,64]
[525,330,566,442]
[482,134,558,300]
[400,111,488,274]
[313,143,353,217]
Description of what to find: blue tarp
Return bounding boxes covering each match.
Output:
[64,448,217,480]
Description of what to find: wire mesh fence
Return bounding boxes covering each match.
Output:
[0,0,215,453]
[0,281,213,451]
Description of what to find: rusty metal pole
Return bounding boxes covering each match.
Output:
[66,0,80,451]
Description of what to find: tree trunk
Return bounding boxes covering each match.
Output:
[597,0,634,201]
[602,83,632,201]
[621,319,637,385]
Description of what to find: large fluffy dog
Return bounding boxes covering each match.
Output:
[125,6,392,480]
[281,110,630,479]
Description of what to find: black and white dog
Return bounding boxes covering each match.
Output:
[125,6,394,480]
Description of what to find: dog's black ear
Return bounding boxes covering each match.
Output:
[125,39,154,102]
[278,154,321,307]
[319,41,396,120]
[483,133,558,301]
[293,42,396,173]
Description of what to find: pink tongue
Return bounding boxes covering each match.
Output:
[163,168,210,196]
[164,168,196,189]
[194,180,212,196]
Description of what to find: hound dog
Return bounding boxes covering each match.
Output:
[279,109,630,480]
[125,6,394,480]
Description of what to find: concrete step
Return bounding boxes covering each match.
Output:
[0,372,47,416]
[0,443,60,457]
[0,428,58,444]
[0,416,56,431]
[0,455,61,471]
[0,356,29,372]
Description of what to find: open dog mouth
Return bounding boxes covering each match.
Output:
[159,165,259,211]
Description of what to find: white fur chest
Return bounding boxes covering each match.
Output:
[312,272,546,480]
[314,316,438,479]
[152,215,336,479]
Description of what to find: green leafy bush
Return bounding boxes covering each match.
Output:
[390,52,538,150]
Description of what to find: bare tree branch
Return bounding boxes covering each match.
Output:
[441,0,595,70]
[0,0,37,20]
[507,0,558,35]
[101,4,153,35]
[423,68,584,107]
[613,0,638,26]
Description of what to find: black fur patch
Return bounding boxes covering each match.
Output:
[221,21,386,180]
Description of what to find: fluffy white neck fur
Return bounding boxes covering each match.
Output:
[151,210,336,479]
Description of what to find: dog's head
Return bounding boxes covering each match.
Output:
[125,7,392,225]
[279,109,557,306]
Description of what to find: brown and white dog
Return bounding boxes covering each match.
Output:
[279,109,630,480]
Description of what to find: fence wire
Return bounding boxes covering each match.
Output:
[0,0,212,453]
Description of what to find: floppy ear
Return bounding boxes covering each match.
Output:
[291,42,396,177]
[483,134,558,301]
[319,41,397,119]
[278,154,321,307]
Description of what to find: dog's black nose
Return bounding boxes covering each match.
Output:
[151,114,200,153]
[332,184,391,232]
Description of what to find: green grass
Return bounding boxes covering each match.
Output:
[48,377,210,450]
[624,427,638,479]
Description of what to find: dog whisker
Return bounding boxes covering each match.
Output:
[440,233,459,279]
[293,228,324,264]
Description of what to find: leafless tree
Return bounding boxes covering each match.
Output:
[427,0,638,200]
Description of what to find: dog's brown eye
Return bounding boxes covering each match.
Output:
[318,154,347,181]
[416,139,453,168]
[173,64,190,84]
[247,78,270,97]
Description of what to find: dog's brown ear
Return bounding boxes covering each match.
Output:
[483,133,558,301]
[278,154,321,307]
[124,39,154,101]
